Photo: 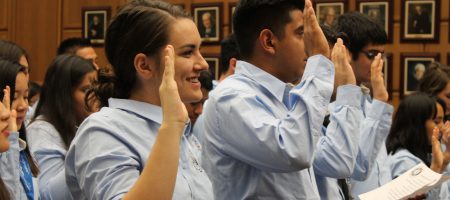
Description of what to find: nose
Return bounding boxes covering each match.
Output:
[193,103,203,115]
[196,54,209,71]
[15,97,28,112]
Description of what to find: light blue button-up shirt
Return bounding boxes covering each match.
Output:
[65,99,213,200]
[385,149,449,199]
[315,91,393,199]
[27,117,72,200]
[201,55,334,199]
[0,133,39,200]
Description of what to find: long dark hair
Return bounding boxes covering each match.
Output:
[386,92,437,166]
[32,55,95,149]
[87,0,190,108]
[0,59,39,177]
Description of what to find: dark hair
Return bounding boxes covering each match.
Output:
[28,81,41,103]
[386,92,436,166]
[57,38,93,55]
[417,62,450,97]
[0,59,39,176]
[199,70,213,91]
[32,55,95,149]
[0,40,29,73]
[0,179,9,200]
[90,0,189,107]
[220,34,240,75]
[332,12,387,60]
[232,0,305,59]
[320,24,350,48]
[436,97,446,115]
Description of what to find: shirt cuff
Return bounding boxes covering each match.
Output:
[302,55,334,82]
[334,85,363,108]
[366,99,393,120]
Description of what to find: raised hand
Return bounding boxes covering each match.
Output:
[331,38,356,88]
[3,87,16,132]
[303,0,330,58]
[431,127,444,173]
[159,45,189,132]
[370,53,389,102]
[440,121,450,169]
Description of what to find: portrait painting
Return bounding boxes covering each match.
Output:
[401,0,439,42]
[315,2,345,27]
[358,1,392,42]
[401,53,439,95]
[204,56,220,80]
[82,7,110,45]
[192,3,222,44]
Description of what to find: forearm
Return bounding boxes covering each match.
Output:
[123,123,184,200]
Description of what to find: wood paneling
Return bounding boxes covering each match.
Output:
[14,0,60,82]
[0,0,8,30]
[0,31,8,40]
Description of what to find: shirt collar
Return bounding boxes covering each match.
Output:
[108,98,192,136]
[18,138,27,151]
[235,60,287,103]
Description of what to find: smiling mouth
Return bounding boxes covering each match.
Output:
[187,77,199,83]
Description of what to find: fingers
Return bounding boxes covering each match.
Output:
[2,86,10,110]
[432,127,441,147]
[8,109,17,132]
[162,45,175,83]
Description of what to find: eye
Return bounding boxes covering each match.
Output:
[181,50,194,57]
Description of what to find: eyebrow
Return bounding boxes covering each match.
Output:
[178,44,197,50]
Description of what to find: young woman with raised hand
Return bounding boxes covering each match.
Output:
[64,1,212,199]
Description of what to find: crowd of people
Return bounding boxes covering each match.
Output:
[0,0,450,199]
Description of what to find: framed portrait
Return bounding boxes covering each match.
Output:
[314,0,347,27]
[229,2,237,33]
[82,7,111,46]
[192,3,223,44]
[401,0,439,42]
[383,53,393,99]
[400,53,440,96]
[357,0,393,42]
[204,56,220,80]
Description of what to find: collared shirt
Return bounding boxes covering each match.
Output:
[65,98,213,200]
[315,90,393,199]
[0,133,39,200]
[385,149,449,199]
[201,55,334,199]
[27,116,72,200]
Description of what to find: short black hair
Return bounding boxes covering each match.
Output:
[332,12,387,60]
[220,34,240,75]
[233,0,305,59]
[199,70,213,91]
[57,38,93,55]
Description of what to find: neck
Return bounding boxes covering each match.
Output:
[129,82,161,106]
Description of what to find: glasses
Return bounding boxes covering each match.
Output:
[360,50,384,60]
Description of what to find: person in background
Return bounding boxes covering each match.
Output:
[0,58,39,200]
[0,40,30,77]
[331,12,393,199]
[24,81,41,125]
[216,34,240,87]
[385,92,450,199]
[418,63,450,119]
[26,55,97,200]
[64,1,213,199]
[0,85,12,200]
[56,38,99,70]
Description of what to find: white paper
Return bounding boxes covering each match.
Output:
[359,163,450,200]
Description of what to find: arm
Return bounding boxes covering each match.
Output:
[313,85,363,178]
[313,38,363,178]
[205,55,334,173]
[352,53,393,180]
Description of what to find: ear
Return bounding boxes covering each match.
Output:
[228,58,238,74]
[258,29,277,55]
[134,53,157,79]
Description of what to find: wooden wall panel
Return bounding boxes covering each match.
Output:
[0,31,8,40]
[14,0,60,82]
[0,0,8,30]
